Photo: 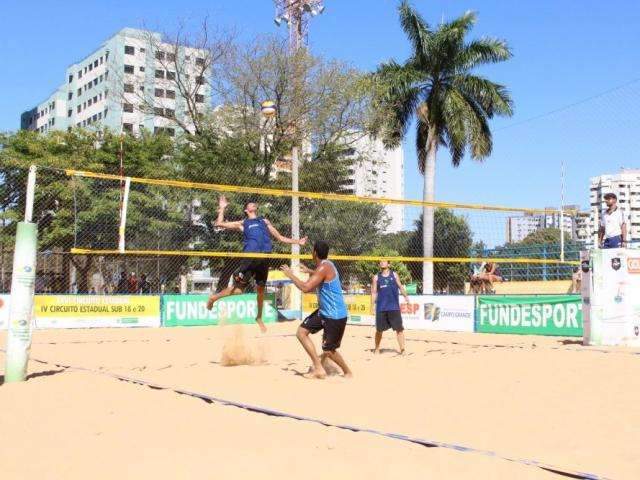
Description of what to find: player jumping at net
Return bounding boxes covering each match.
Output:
[207,195,307,333]
[371,259,411,355]
[281,240,353,379]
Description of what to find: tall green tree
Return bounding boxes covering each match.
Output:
[371,1,513,293]
[410,210,473,293]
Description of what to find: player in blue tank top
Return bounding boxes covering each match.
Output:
[206,195,307,332]
[281,240,353,379]
[371,259,411,354]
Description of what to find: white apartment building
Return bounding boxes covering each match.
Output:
[589,169,640,245]
[506,206,577,244]
[341,135,405,233]
[21,28,211,136]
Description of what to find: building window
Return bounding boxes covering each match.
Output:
[105,71,109,80]
[93,96,98,103]
[124,83,134,93]
[166,71,176,81]
[104,90,108,98]
[92,114,98,122]
[195,94,204,103]
[98,112,102,120]
[154,107,164,115]
[52,101,55,108]
[94,60,98,68]
[88,98,92,106]
[139,86,145,92]
[100,56,103,64]
[51,118,55,126]
[140,48,146,54]
[125,45,135,55]
[89,63,93,71]
[99,74,103,82]
[76,122,81,127]
[123,123,133,132]
[84,67,87,74]
[68,74,73,83]
[166,90,176,99]
[82,120,86,127]
[165,109,175,118]
[139,66,145,72]
[196,76,205,85]
[99,93,102,100]
[155,69,164,79]
[154,88,164,98]
[123,103,134,113]
[104,108,108,117]
[124,64,134,74]
[105,52,109,61]
[155,51,165,60]
[77,105,81,113]
[83,101,87,109]
[68,109,72,117]
[88,82,92,90]
[68,92,73,100]
[93,78,98,86]
[167,52,176,62]
[78,70,83,79]
[196,57,205,66]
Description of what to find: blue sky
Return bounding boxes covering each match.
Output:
[2,0,640,215]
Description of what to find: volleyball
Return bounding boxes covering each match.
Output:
[261,100,277,117]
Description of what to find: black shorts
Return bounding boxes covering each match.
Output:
[376,310,404,332]
[233,258,269,290]
[301,309,347,352]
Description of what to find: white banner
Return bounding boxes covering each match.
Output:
[399,295,475,332]
[0,294,9,330]
[584,248,640,346]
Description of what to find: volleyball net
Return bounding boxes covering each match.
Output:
[0,165,581,295]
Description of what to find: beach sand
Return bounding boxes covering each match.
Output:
[2,323,638,479]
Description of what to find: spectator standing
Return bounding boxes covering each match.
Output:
[139,274,151,294]
[128,272,138,294]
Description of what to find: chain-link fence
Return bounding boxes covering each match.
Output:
[0,164,580,297]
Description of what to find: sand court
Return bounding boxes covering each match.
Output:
[2,322,639,479]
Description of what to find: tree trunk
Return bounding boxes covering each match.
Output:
[422,128,437,294]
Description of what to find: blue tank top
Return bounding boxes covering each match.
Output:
[242,217,272,253]
[317,260,348,320]
[376,271,400,312]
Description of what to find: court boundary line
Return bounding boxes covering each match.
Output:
[9,351,609,480]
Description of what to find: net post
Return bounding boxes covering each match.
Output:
[4,165,38,383]
[290,146,302,318]
[118,177,131,253]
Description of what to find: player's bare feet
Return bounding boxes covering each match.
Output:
[398,349,405,355]
[373,349,381,355]
[343,372,353,379]
[256,317,267,333]
[303,366,327,379]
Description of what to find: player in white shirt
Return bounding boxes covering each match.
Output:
[598,193,627,249]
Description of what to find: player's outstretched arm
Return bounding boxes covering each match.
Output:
[213,195,243,231]
[280,264,325,293]
[265,219,307,246]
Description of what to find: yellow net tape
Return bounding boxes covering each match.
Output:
[65,169,574,215]
[70,248,580,265]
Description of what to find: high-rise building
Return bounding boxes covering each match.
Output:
[506,206,577,244]
[589,169,640,245]
[20,28,211,136]
[340,135,404,233]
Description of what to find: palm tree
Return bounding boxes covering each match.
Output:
[371,1,514,293]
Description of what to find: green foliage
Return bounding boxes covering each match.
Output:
[519,227,571,245]
[370,3,514,167]
[409,209,473,292]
